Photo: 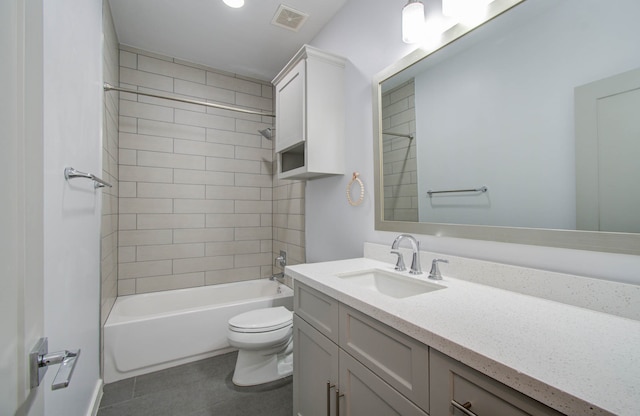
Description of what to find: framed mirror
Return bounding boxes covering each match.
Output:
[373,0,640,255]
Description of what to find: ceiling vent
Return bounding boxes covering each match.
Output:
[271,4,309,32]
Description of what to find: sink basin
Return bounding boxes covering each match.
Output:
[335,269,445,299]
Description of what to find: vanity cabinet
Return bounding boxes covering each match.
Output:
[294,281,565,416]
[430,349,564,416]
[293,282,428,416]
[272,45,346,180]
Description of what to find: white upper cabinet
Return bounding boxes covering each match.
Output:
[272,45,346,180]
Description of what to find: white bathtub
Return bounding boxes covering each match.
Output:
[103,279,293,383]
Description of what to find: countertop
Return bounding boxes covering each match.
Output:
[286,257,640,416]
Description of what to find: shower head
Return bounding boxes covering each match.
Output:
[258,128,274,140]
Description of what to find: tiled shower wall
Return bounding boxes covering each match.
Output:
[117,46,304,295]
[101,0,119,324]
[381,79,418,222]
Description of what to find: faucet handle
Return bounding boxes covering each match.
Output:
[390,250,406,272]
[428,259,449,280]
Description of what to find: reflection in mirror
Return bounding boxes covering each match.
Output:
[374,0,640,254]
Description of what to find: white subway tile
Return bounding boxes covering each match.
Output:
[205,267,260,285]
[137,214,205,229]
[234,200,272,214]
[118,214,137,230]
[119,132,174,152]
[235,173,273,188]
[118,246,136,263]
[137,150,205,170]
[235,146,273,162]
[206,241,260,256]
[206,157,260,174]
[119,230,173,246]
[173,255,234,274]
[206,185,261,200]
[138,119,206,141]
[120,67,173,92]
[119,198,173,214]
[119,259,172,279]
[206,129,261,148]
[236,92,273,112]
[205,214,260,228]
[173,199,234,214]
[120,50,137,69]
[174,139,234,158]
[137,183,205,199]
[234,252,272,268]
[235,227,272,241]
[206,71,262,96]
[118,148,137,166]
[173,228,234,244]
[174,169,234,186]
[119,116,137,133]
[174,79,235,103]
[118,279,136,296]
[120,100,174,122]
[119,165,173,183]
[137,243,205,261]
[138,55,206,84]
[135,272,204,294]
[175,109,235,131]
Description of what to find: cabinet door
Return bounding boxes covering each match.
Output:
[294,314,339,416]
[275,58,305,153]
[430,349,564,416]
[338,351,428,416]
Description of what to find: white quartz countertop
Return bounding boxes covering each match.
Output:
[286,257,640,416]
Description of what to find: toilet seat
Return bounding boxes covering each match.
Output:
[228,306,292,333]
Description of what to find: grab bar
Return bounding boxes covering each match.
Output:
[64,167,112,188]
[382,131,414,140]
[427,186,487,196]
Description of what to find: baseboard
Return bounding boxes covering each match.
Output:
[86,379,103,416]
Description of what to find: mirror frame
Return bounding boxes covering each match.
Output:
[372,0,640,256]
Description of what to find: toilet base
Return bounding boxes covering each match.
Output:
[232,341,293,386]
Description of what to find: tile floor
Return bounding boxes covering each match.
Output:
[98,351,292,416]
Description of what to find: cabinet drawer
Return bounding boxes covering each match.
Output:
[294,281,340,343]
[339,350,428,416]
[430,349,564,416]
[339,305,429,412]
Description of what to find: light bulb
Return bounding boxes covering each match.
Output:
[402,0,425,43]
[223,0,244,8]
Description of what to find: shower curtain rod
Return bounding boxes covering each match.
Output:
[103,83,275,118]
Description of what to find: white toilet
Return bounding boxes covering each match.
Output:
[227,306,294,386]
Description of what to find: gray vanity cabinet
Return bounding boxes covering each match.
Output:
[294,282,428,416]
[429,349,564,416]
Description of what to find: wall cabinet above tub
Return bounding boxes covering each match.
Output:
[272,45,346,180]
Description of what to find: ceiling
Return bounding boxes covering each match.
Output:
[107,0,349,82]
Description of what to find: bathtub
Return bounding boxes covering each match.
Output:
[103,279,293,383]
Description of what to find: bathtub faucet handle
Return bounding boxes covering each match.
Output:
[274,250,287,268]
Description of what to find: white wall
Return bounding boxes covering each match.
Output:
[307,0,640,285]
[42,0,103,413]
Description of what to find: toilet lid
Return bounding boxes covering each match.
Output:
[228,306,293,333]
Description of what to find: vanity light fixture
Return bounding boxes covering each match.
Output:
[223,0,244,8]
[402,0,426,43]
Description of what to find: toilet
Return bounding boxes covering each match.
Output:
[227,306,294,386]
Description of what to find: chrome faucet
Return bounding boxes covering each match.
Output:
[428,258,449,280]
[390,234,422,275]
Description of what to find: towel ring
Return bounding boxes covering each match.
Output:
[346,172,365,206]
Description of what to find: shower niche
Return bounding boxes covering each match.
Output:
[273,45,346,180]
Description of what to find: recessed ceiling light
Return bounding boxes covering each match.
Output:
[223,0,244,8]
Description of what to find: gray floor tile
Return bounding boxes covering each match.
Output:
[98,352,292,416]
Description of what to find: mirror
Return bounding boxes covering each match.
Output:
[373,0,640,255]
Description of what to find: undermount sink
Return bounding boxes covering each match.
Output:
[335,269,445,299]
